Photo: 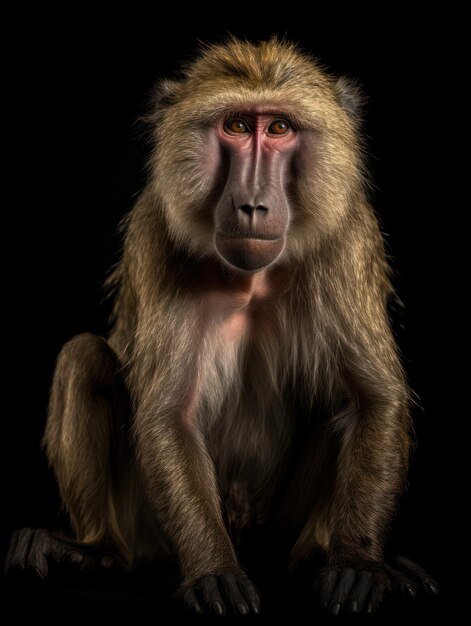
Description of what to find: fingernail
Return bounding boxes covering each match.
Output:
[331,602,341,616]
[237,603,248,615]
[424,579,439,595]
[34,567,46,582]
[406,584,417,597]
[68,551,84,565]
[100,555,114,568]
[351,600,358,613]
[213,601,224,615]
[251,602,260,614]
[367,602,374,613]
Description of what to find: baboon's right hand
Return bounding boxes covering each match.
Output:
[179,571,261,616]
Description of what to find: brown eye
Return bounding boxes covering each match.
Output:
[225,119,248,134]
[268,119,290,135]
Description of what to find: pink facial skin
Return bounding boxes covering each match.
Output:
[210,109,301,272]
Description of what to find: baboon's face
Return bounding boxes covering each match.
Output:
[212,107,298,271]
[150,41,362,271]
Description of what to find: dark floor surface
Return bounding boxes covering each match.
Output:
[1,565,447,625]
[1,528,450,625]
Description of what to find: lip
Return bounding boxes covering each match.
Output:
[215,231,285,271]
[216,231,283,242]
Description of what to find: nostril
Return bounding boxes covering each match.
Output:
[238,204,269,215]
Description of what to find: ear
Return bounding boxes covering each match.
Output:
[141,79,182,126]
[335,76,365,119]
[153,79,182,109]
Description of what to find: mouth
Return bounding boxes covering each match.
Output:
[215,232,285,271]
[216,230,282,242]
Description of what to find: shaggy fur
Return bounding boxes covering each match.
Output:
[40,38,417,612]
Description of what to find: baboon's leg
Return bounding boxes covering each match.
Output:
[6,333,136,578]
[44,332,132,552]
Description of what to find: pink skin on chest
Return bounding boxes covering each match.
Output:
[192,257,286,344]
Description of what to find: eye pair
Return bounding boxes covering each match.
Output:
[225,118,291,136]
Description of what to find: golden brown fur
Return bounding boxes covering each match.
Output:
[32,38,420,614]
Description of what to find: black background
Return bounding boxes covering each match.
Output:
[3,8,460,622]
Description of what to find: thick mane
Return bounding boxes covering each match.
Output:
[187,38,321,89]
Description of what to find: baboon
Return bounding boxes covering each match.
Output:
[6,39,438,615]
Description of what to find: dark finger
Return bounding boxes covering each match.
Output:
[100,554,115,568]
[66,551,84,567]
[26,530,52,579]
[199,575,226,616]
[386,563,418,597]
[396,556,428,577]
[43,532,89,572]
[395,556,439,595]
[182,586,203,614]
[329,568,356,616]
[237,576,261,614]
[423,578,439,595]
[219,573,250,615]
[348,571,372,613]
[366,581,385,614]
[4,530,21,573]
[317,568,339,610]
[10,528,34,571]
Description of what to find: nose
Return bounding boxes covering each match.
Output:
[238,204,268,216]
[237,204,269,228]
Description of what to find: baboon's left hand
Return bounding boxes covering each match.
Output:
[316,556,438,616]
